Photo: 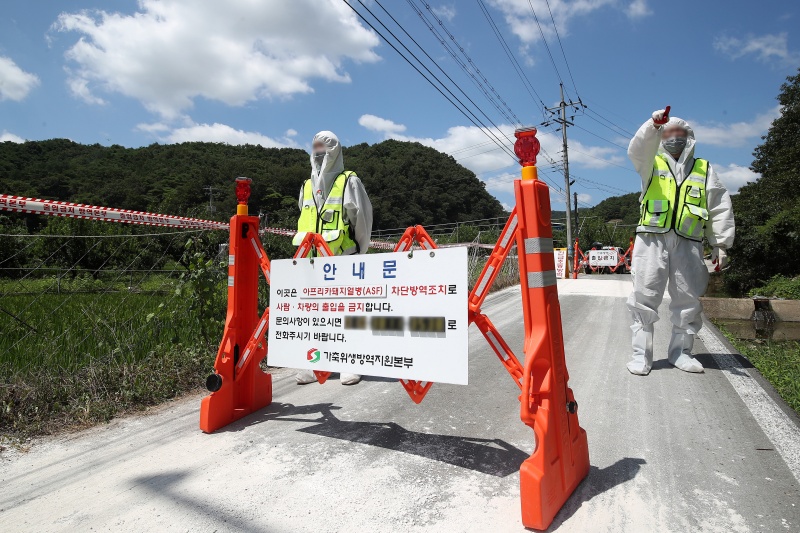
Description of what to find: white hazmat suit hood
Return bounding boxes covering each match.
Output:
[310,131,345,202]
[656,117,696,185]
[297,130,374,256]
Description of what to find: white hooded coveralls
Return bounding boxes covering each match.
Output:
[626,117,735,374]
[299,131,373,255]
[296,131,373,386]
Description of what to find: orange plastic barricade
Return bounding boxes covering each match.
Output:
[199,178,272,433]
[573,237,634,277]
[201,127,589,528]
[513,129,589,529]
[292,232,336,386]
[392,225,439,403]
[468,208,525,388]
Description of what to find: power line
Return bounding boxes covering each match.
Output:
[371,0,517,151]
[525,0,568,98]
[344,0,517,162]
[567,146,640,174]
[542,0,580,100]
[584,108,634,138]
[570,174,631,195]
[475,0,547,118]
[572,123,628,150]
[410,0,522,127]
[583,97,640,129]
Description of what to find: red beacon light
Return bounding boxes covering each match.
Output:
[235,176,252,215]
[514,127,540,167]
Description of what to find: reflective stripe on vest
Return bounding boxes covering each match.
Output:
[637,156,709,241]
[293,171,358,255]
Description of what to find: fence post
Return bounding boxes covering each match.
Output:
[513,128,590,529]
[199,177,272,433]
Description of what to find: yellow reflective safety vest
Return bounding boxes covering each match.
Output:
[293,171,359,255]
[637,155,709,241]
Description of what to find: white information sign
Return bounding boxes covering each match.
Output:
[588,249,619,267]
[554,249,568,279]
[267,247,469,384]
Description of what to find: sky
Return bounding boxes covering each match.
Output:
[1,0,798,213]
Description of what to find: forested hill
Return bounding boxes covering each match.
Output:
[0,139,504,230]
[582,192,640,225]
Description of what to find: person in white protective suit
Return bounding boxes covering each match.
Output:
[626,108,735,375]
[294,131,373,385]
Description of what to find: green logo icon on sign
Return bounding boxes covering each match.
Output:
[307,348,321,363]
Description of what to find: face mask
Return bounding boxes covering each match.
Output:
[313,151,326,165]
[663,136,687,155]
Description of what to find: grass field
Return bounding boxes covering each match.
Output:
[0,247,519,439]
[0,273,222,438]
[716,323,800,415]
[1,276,197,370]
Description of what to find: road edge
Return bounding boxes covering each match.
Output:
[699,316,800,484]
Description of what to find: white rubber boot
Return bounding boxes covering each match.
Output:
[340,373,362,385]
[668,332,704,373]
[295,370,317,384]
[627,322,654,376]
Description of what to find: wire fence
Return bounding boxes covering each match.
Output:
[0,219,521,375]
[0,224,229,374]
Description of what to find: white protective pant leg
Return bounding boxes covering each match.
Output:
[666,234,708,372]
[296,370,362,385]
[340,373,362,385]
[627,234,668,375]
[668,332,703,373]
[296,370,317,384]
[627,232,709,373]
[628,322,654,375]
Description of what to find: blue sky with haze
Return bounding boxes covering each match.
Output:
[1,0,798,211]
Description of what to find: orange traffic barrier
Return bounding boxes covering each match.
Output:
[201,135,588,527]
[573,237,634,277]
[514,128,589,529]
[392,225,438,403]
[199,178,272,433]
[292,232,336,385]
[468,209,525,388]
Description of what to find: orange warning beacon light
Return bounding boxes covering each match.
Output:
[514,126,540,166]
[235,176,252,215]
[514,127,540,182]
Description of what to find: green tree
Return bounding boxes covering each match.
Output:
[725,68,800,294]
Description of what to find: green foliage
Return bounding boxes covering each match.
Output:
[725,336,800,415]
[748,275,800,300]
[175,238,227,343]
[345,140,504,228]
[585,192,640,226]
[0,272,215,436]
[573,192,639,249]
[725,68,800,294]
[0,231,226,438]
[1,344,209,437]
[0,138,505,231]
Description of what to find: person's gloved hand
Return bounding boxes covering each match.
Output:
[711,247,727,272]
[652,106,670,126]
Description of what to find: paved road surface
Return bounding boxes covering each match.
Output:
[1,278,799,532]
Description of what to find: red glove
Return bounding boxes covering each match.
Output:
[651,106,671,126]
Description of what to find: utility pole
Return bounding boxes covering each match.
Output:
[203,185,218,214]
[573,192,579,243]
[545,84,580,265]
